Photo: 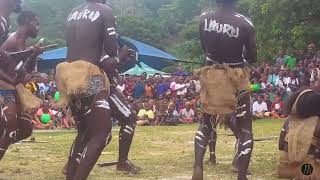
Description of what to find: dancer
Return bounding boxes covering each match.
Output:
[0,7,43,160]
[192,0,257,179]
[277,81,320,179]
[57,0,138,179]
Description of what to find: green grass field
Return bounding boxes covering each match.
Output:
[0,119,284,180]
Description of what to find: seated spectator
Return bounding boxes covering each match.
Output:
[271,96,285,119]
[33,101,54,129]
[137,103,155,126]
[179,102,195,124]
[191,94,202,122]
[154,100,168,125]
[264,94,272,111]
[287,72,299,92]
[261,77,272,90]
[252,95,269,119]
[275,71,286,89]
[164,103,179,126]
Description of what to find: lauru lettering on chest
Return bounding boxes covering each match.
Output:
[68,9,101,22]
[204,19,239,38]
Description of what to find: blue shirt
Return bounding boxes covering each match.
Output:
[156,83,168,97]
[134,82,144,99]
[268,74,279,85]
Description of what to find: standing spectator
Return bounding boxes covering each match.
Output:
[144,80,154,98]
[155,78,168,97]
[179,102,195,124]
[306,44,318,62]
[124,76,135,97]
[170,77,177,95]
[276,49,288,69]
[285,51,298,70]
[192,76,201,93]
[134,77,145,99]
[175,77,189,97]
[252,95,269,119]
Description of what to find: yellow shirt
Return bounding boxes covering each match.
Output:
[138,109,155,120]
[25,82,37,93]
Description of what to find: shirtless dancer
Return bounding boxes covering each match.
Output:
[0,0,44,160]
[59,0,139,179]
[192,0,257,179]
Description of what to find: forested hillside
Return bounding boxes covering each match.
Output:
[20,0,320,68]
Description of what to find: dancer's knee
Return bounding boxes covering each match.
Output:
[195,124,211,148]
[16,113,33,141]
[238,129,254,157]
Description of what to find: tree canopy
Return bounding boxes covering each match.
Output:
[18,0,320,69]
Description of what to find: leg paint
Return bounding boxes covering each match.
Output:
[67,91,112,180]
[192,113,214,180]
[108,87,140,173]
[208,117,217,164]
[234,91,253,180]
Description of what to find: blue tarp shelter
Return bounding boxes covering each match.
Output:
[38,36,177,73]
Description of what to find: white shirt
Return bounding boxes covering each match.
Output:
[180,108,194,118]
[175,83,188,96]
[252,101,268,113]
[286,77,299,91]
[116,84,126,93]
[275,78,285,88]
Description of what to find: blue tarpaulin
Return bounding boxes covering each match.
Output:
[38,36,177,72]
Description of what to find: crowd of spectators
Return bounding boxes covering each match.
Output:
[24,72,74,130]
[117,71,201,126]
[26,43,319,129]
[250,44,319,119]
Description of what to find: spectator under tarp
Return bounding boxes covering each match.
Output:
[38,36,177,73]
[122,62,166,76]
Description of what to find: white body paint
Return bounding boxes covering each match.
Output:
[96,100,110,110]
[68,9,101,22]
[204,19,239,38]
